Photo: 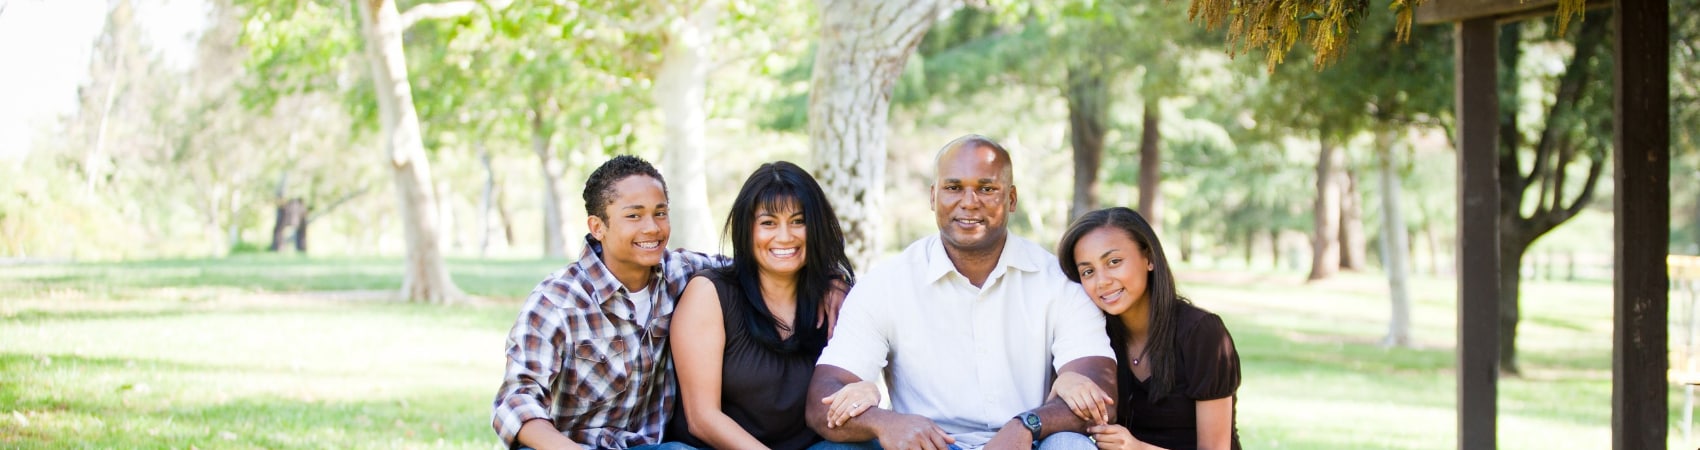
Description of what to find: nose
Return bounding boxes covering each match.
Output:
[1092,271,1113,292]
[777,222,802,243]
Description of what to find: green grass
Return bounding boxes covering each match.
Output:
[0,257,1690,448]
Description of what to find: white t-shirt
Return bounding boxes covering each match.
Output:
[629,286,653,327]
[816,234,1114,448]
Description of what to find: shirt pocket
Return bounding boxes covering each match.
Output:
[558,337,633,416]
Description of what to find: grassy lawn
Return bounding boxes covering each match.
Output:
[0,255,1689,448]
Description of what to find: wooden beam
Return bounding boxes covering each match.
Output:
[1612,0,1670,447]
[1416,0,1609,24]
[1455,17,1500,450]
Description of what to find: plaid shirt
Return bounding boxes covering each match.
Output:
[492,236,728,449]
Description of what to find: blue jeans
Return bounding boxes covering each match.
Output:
[807,432,1095,450]
[520,444,696,450]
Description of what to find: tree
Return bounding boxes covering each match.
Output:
[1494,13,1611,375]
[810,0,956,270]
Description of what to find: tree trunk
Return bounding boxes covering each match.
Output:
[295,215,309,253]
[531,106,567,259]
[1339,166,1367,271]
[479,143,495,258]
[1376,132,1413,348]
[355,0,462,303]
[809,0,947,271]
[1492,14,1608,375]
[1269,228,1281,269]
[1066,63,1107,221]
[1308,134,1342,281]
[658,1,722,253]
[1138,99,1163,234]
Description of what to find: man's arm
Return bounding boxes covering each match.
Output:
[985,356,1117,449]
[806,365,955,449]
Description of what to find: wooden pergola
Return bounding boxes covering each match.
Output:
[1416,0,1670,448]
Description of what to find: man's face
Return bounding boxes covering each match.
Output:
[588,175,671,275]
[931,145,1016,254]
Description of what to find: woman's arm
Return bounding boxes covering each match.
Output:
[1194,396,1234,450]
[672,276,771,450]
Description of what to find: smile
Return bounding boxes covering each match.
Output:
[770,248,799,258]
[1099,288,1125,304]
[635,240,661,249]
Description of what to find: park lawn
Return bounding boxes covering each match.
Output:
[0,256,1689,448]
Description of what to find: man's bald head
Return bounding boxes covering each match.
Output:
[934,134,1014,184]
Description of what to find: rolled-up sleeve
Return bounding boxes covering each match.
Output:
[492,285,567,448]
[1049,282,1114,371]
[815,280,890,382]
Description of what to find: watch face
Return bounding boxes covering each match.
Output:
[1023,413,1041,427]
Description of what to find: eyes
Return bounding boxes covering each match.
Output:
[758,217,806,227]
[941,184,1001,194]
[1077,257,1124,279]
[623,210,668,220]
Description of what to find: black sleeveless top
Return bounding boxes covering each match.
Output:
[1116,303,1242,450]
[668,271,822,450]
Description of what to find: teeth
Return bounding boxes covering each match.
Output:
[772,248,797,257]
[636,241,660,249]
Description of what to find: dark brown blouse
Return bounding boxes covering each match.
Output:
[1116,302,1242,450]
[667,271,821,450]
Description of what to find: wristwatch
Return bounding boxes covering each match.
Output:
[1015,411,1042,447]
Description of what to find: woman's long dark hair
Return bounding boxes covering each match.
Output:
[1056,207,1190,401]
[720,161,854,355]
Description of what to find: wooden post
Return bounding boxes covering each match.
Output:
[1612,0,1670,447]
[1455,17,1501,450]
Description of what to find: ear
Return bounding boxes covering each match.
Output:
[588,215,607,241]
[1007,184,1018,208]
[928,183,938,212]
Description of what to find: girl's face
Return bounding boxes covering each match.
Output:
[1072,226,1153,316]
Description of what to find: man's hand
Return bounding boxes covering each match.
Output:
[875,413,956,450]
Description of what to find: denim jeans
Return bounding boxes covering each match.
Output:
[806,432,1096,450]
[520,443,697,450]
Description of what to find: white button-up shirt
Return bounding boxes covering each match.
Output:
[818,234,1114,448]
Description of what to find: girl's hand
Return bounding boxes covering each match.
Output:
[1050,371,1113,424]
[1088,424,1143,450]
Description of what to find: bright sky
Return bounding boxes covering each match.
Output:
[0,0,206,160]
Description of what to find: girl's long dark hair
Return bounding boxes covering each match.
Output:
[1056,207,1190,401]
[720,161,854,355]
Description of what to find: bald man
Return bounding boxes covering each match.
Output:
[804,135,1116,450]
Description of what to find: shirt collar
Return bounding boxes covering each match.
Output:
[923,234,1043,284]
[576,234,665,305]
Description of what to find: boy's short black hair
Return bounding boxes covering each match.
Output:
[583,155,668,220]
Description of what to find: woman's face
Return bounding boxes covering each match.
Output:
[1072,226,1153,316]
[752,199,807,278]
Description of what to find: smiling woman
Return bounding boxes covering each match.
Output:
[668,161,857,450]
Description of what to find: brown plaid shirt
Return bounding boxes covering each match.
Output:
[492,236,727,449]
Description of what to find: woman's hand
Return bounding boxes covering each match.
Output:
[1088,424,1146,450]
[820,380,879,428]
[1050,371,1113,425]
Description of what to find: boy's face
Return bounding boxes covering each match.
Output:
[588,175,671,276]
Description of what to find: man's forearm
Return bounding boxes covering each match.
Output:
[806,365,884,442]
[1042,356,1118,434]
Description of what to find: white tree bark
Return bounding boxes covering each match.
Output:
[1376,131,1413,347]
[1308,135,1342,281]
[657,1,722,253]
[532,106,568,259]
[810,0,949,270]
[356,0,462,303]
